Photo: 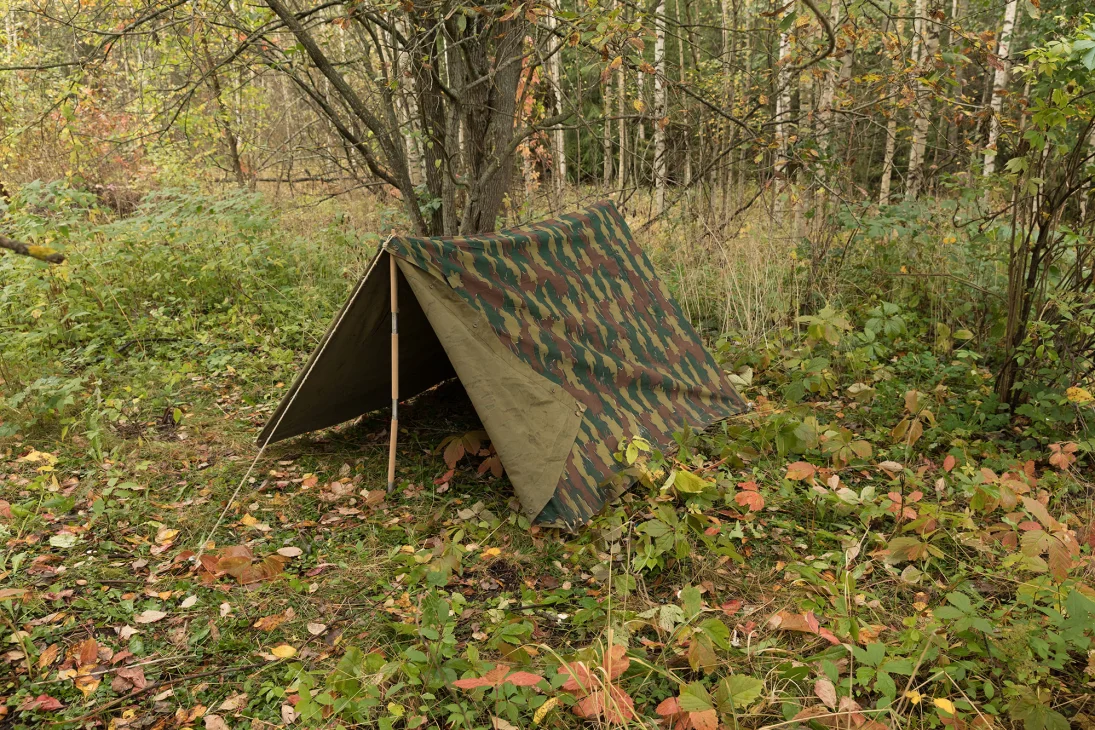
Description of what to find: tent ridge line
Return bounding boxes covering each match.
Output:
[257,234,396,445]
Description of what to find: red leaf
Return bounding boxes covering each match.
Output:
[656,697,682,717]
[690,709,719,730]
[502,671,544,687]
[721,599,743,616]
[453,665,509,690]
[0,499,12,519]
[559,661,594,692]
[20,695,64,711]
[735,490,765,512]
[602,644,630,680]
[443,440,465,469]
[198,554,221,575]
[573,691,606,719]
[943,454,956,472]
[115,666,147,690]
[786,462,817,481]
[769,610,840,644]
[572,686,635,723]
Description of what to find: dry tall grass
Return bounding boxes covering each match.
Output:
[641,202,803,345]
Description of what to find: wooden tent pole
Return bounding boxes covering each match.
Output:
[387,252,399,492]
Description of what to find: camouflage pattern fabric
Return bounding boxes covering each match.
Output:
[390,201,746,526]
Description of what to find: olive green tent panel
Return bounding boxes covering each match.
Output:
[398,261,585,519]
[260,201,746,527]
[256,256,455,445]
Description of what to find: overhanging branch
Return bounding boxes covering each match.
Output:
[0,234,65,264]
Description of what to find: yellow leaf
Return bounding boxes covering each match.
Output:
[933,698,956,715]
[904,690,922,705]
[240,514,259,527]
[534,696,559,725]
[1066,386,1093,405]
[482,547,502,558]
[270,644,296,659]
[75,673,101,698]
[156,528,179,545]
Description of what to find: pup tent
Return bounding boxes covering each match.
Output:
[259,201,746,527]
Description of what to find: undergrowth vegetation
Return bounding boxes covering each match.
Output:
[2,185,1094,730]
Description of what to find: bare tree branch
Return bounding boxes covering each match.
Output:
[0,234,65,264]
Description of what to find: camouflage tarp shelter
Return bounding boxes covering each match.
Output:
[259,201,746,527]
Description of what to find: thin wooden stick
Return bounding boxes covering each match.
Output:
[387,252,399,492]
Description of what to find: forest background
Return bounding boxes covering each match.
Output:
[2,0,1095,728]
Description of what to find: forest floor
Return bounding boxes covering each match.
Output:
[2,186,1095,730]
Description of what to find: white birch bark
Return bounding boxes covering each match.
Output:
[817,0,842,162]
[617,61,627,193]
[879,6,906,204]
[546,4,567,196]
[774,4,794,221]
[904,0,938,200]
[982,0,1019,178]
[653,0,668,214]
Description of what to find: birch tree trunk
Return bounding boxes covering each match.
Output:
[677,0,692,188]
[817,0,841,176]
[905,0,939,200]
[878,3,905,204]
[774,2,794,222]
[546,4,567,197]
[617,61,627,194]
[982,0,1019,178]
[653,0,668,214]
[603,84,614,187]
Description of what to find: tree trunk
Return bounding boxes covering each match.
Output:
[817,0,841,178]
[199,27,247,186]
[457,17,526,233]
[546,3,567,197]
[653,0,668,215]
[603,82,614,187]
[905,0,939,200]
[617,59,627,194]
[878,2,906,205]
[982,0,1019,179]
[774,2,794,222]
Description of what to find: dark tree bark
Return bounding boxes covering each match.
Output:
[1,234,65,264]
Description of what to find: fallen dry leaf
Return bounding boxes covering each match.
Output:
[219,692,249,713]
[37,643,60,669]
[768,610,841,645]
[253,613,287,632]
[204,714,230,730]
[116,666,147,690]
[75,637,98,668]
[134,609,167,624]
[19,695,64,712]
[815,678,838,709]
[270,644,297,659]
